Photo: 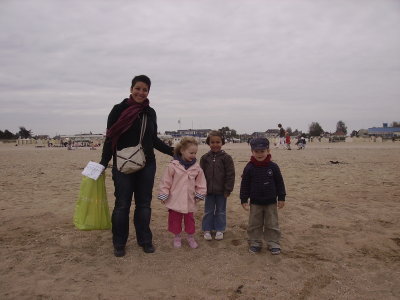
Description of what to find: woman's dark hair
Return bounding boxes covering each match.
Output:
[131,75,151,90]
[206,130,225,145]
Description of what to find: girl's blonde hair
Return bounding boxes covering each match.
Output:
[174,136,199,156]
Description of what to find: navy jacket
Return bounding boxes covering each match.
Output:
[240,160,286,205]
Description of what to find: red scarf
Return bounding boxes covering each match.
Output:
[106,96,150,150]
[250,154,271,166]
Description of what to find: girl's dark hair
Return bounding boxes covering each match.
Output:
[206,130,225,145]
[131,75,151,90]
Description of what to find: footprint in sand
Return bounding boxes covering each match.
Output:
[231,239,242,246]
[311,224,330,229]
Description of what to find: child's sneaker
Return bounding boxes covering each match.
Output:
[173,236,182,248]
[187,236,198,249]
[215,231,224,240]
[270,248,281,255]
[203,231,212,241]
[249,246,261,254]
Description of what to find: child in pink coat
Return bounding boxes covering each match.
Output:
[158,137,207,249]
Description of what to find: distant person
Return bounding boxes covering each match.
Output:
[100,75,174,257]
[277,124,286,148]
[285,132,291,150]
[240,138,286,255]
[158,137,207,249]
[200,131,235,241]
[296,136,306,150]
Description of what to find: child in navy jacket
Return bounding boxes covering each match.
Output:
[240,138,286,255]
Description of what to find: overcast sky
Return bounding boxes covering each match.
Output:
[1,0,399,136]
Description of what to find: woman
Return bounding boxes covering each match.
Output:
[100,75,173,257]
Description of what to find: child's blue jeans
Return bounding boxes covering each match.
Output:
[201,194,227,232]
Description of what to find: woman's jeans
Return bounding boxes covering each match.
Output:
[201,194,227,232]
[111,161,156,248]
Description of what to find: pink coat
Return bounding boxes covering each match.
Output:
[158,159,207,214]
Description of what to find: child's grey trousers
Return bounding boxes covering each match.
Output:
[248,203,281,249]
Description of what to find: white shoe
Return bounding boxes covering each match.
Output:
[215,231,224,240]
[203,232,212,241]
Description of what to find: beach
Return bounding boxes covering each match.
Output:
[0,141,399,299]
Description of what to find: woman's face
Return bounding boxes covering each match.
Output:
[130,81,149,103]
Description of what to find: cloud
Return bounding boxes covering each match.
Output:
[1,0,399,135]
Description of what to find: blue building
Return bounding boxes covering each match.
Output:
[368,123,400,138]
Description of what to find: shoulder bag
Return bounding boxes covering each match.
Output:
[116,114,147,174]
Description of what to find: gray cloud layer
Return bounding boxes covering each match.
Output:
[1,0,399,135]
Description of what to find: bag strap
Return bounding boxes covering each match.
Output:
[139,114,147,144]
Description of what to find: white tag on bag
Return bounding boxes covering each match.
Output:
[82,161,105,180]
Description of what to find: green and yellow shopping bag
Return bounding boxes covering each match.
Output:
[73,173,111,230]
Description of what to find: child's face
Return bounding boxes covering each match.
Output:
[251,149,269,161]
[209,135,223,152]
[181,144,198,162]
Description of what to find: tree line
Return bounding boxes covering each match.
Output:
[0,127,33,139]
[220,120,399,139]
[218,121,349,139]
[308,120,347,137]
[1,121,399,140]
[309,121,399,137]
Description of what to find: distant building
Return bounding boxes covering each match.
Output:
[164,131,179,137]
[330,130,346,142]
[35,135,50,140]
[60,133,104,141]
[239,133,252,143]
[368,123,400,138]
[357,129,369,137]
[59,133,104,146]
[333,130,346,136]
[265,129,280,138]
[165,129,212,137]
[251,132,267,138]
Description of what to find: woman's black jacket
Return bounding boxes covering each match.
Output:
[100,98,173,168]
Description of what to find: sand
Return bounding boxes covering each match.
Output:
[0,141,399,299]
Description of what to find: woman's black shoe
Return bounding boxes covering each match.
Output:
[142,244,155,253]
[114,246,126,257]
